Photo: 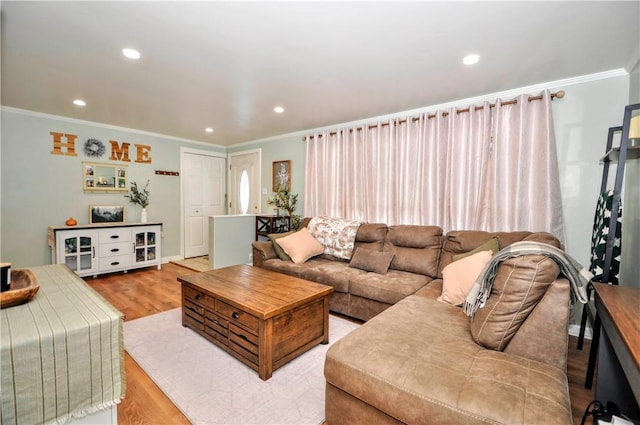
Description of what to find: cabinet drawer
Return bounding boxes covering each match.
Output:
[98,254,132,271]
[184,299,205,320]
[204,327,229,346]
[205,312,229,337]
[229,339,258,365]
[216,300,259,332]
[230,323,258,348]
[183,285,207,305]
[99,229,131,243]
[99,242,132,257]
[183,312,204,331]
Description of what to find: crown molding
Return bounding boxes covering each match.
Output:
[372,69,629,120]
[0,106,226,150]
[229,68,630,146]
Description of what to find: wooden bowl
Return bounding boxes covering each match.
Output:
[0,269,40,309]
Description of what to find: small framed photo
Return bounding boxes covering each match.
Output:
[89,205,125,224]
[272,160,291,191]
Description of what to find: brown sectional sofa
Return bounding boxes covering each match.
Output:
[252,221,443,321]
[252,221,574,424]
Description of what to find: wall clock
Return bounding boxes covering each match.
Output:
[84,138,105,157]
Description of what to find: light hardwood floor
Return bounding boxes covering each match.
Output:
[87,263,595,425]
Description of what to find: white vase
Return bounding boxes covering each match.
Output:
[140,208,148,223]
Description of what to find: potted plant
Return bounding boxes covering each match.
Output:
[125,180,150,223]
[266,185,301,230]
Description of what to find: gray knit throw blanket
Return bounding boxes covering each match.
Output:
[463,241,591,317]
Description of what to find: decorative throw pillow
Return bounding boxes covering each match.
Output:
[268,231,295,261]
[274,227,324,264]
[452,237,500,262]
[438,250,493,306]
[349,248,395,275]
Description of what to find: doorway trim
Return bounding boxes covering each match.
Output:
[180,147,227,259]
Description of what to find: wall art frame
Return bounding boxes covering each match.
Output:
[272,160,291,191]
[89,205,125,224]
[83,161,128,192]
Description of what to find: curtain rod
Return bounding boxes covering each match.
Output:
[304,90,565,140]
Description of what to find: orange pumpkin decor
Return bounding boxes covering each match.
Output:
[65,217,78,226]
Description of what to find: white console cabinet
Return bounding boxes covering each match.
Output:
[48,223,162,277]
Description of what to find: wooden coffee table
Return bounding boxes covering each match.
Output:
[178,264,333,380]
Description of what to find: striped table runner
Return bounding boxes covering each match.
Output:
[1,265,124,425]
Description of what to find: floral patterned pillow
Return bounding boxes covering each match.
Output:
[307,217,362,260]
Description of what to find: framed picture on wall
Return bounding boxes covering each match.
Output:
[272,160,291,191]
[89,205,125,224]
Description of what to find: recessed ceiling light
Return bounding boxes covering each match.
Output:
[205,127,214,133]
[122,48,141,59]
[463,54,480,65]
[274,106,284,114]
[73,99,86,106]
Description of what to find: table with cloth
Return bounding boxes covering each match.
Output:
[1,264,124,425]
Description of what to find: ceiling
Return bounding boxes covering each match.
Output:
[2,1,639,146]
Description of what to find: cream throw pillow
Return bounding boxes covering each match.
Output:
[438,250,493,306]
[274,227,324,264]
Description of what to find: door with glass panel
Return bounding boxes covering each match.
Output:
[57,231,98,275]
[228,150,260,215]
[133,228,159,266]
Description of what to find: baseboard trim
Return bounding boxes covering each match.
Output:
[569,324,592,340]
[162,255,183,264]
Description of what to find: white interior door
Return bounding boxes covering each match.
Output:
[182,150,226,258]
[228,150,261,215]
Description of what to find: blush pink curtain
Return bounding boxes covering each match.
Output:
[484,91,565,239]
[304,112,451,225]
[304,90,564,241]
[444,102,492,231]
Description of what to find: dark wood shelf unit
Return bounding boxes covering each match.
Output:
[255,215,291,241]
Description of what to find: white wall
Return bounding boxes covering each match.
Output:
[0,108,225,267]
[620,59,640,288]
[208,215,256,268]
[551,74,630,267]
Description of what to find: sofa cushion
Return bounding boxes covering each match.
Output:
[439,231,533,278]
[300,260,367,293]
[470,254,561,351]
[451,237,499,262]
[325,295,572,425]
[274,227,324,264]
[438,250,492,306]
[349,270,431,305]
[414,279,443,300]
[349,248,395,275]
[383,225,442,277]
[268,231,295,261]
[354,223,388,252]
[251,241,278,265]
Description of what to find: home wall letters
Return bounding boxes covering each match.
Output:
[50,132,152,164]
[50,132,78,156]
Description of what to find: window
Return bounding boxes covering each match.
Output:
[239,169,250,214]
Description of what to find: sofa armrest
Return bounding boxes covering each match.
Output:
[503,277,571,370]
[252,241,277,267]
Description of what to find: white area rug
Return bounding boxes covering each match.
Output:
[124,308,359,425]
